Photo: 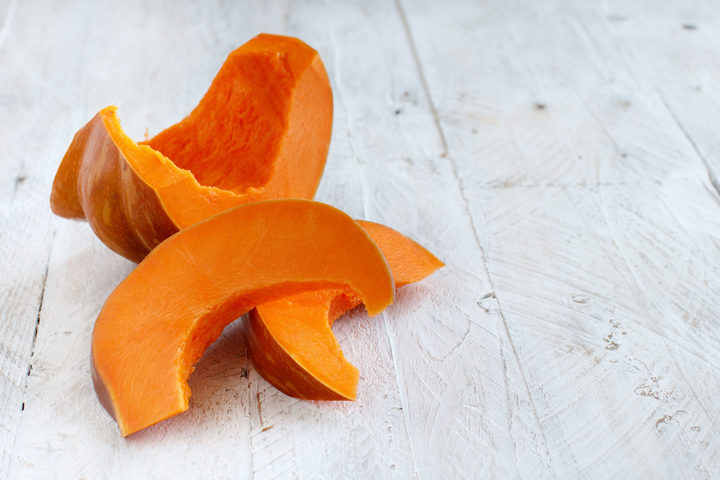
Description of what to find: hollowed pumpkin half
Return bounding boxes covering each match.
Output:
[51,33,332,263]
[91,200,394,437]
[246,220,443,400]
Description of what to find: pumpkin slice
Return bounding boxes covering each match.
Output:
[91,201,394,437]
[51,33,332,262]
[245,220,443,400]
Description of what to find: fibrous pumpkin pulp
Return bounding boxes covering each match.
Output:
[51,34,332,262]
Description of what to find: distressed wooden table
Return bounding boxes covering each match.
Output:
[2,0,719,478]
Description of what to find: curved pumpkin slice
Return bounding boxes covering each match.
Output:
[91,201,394,437]
[245,220,443,400]
[51,33,332,263]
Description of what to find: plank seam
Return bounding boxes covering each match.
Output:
[393,0,448,159]
[21,229,55,406]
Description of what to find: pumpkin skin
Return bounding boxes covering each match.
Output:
[245,221,444,400]
[91,200,394,437]
[51,34,333,262]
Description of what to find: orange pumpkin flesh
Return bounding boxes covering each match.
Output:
[246,220,444,400]
[91,201,394,437]
[51,33,332,263]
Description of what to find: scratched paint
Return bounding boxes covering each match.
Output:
[3,0,720,478]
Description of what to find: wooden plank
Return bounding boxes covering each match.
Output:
[399,0,720,477]
[0,0,71,472]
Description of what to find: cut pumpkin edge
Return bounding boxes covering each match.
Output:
[248,306,359,401]
[99,107,250,225]
[91,353,190,436]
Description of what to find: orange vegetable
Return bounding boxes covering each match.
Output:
[245,221,443,400]
[51,34,332,262]
[91,201,394,437]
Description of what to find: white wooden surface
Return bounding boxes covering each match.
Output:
[1,0,719,478]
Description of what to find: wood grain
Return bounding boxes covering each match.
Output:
[1,0,719,478]
[399,0,720,477]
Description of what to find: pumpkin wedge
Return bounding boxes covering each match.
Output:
[245,221,443,400]
[91,201,393,437]
[51,34,332,262]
